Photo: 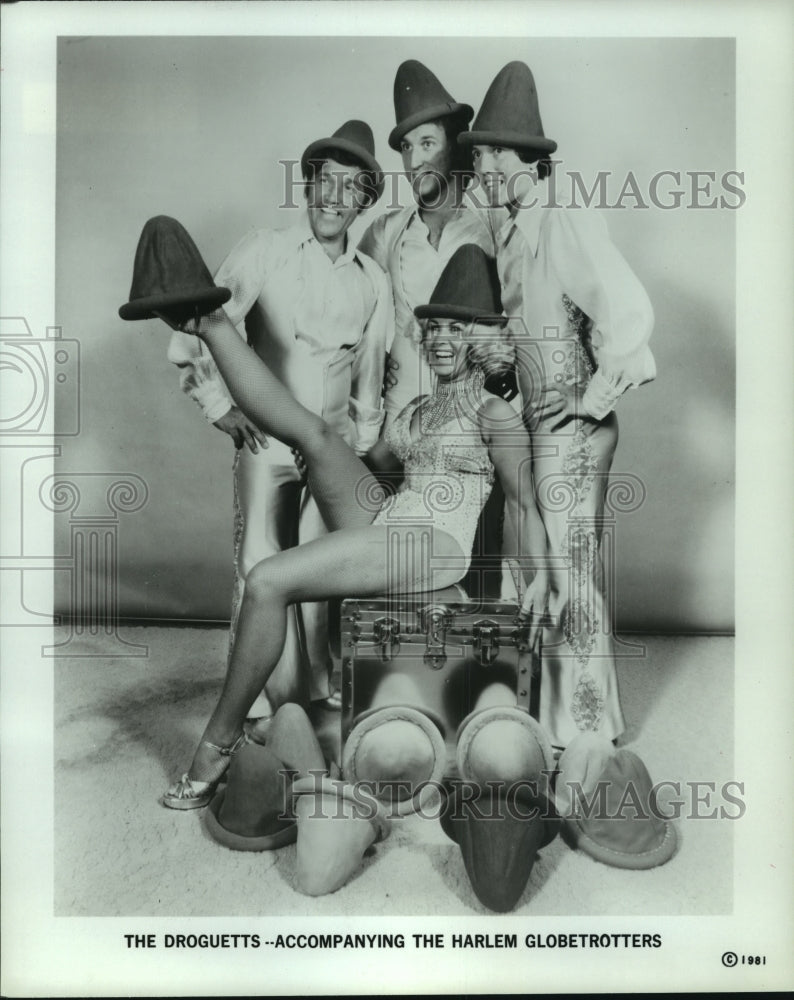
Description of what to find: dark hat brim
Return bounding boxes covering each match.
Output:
[118,286,231,322]
[204,787,298,853]
[414,303,506,325]
[388,101,474,151]
[440,783,560,850]
[458,130,558,156]
[300,138,384,201]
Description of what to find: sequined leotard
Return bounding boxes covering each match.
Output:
[371,373,495,570]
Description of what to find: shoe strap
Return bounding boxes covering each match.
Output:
[202,732,247,757]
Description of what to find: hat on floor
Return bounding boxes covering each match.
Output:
[554,732,678,870]
[441,780,559,912]
[204,703,327,852]
[118,215,231,324]
[456,705,555,786]
[414,244,505,325]
[458,61,557,159]
[342,703,447,816]
[292,776,390,896]
[389,59,473,151]
[301,120,384,203]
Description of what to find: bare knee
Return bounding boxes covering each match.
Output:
[245,558,283,604]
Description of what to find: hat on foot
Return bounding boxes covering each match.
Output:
[292,776,390,896]
[118,215,231,324]
[456,705,555,786]
[554,732,678,870]
[342,703,446,816]
[440,781,559,912]
[204,704,326,852]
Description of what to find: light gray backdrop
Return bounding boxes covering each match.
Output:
[55,35,735,631]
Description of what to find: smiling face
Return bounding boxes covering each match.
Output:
[305,157,367,244]
[399,121,454,206]
[471,144,537,207]
[421,318,471,381]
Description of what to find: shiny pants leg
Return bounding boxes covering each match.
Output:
[531,412,625,748]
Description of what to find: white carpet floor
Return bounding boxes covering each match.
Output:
[54,628,734,917]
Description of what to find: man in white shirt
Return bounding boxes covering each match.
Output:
[168,121,392,715]
[359,60,495,424]
[360,61,507,599]
[462,62,656,749]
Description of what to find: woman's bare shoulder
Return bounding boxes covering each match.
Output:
[476,392,525,438]
[478,391,520,419]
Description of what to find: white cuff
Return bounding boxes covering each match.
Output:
[349,398,385,428]
[581,369,625,420]
[193,383,235,423]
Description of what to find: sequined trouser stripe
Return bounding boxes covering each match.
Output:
[532,412,625,747]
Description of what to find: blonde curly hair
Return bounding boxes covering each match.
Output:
[414,317,516,378]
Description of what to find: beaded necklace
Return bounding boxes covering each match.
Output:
[416,367,486,437]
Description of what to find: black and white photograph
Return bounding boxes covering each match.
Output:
[1,1,792,996]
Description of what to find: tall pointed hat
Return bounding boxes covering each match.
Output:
[389,60,473,151]
[118,215,231,324]
[414,244,504,324]
[459,61,557,158]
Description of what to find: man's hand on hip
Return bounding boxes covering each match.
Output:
[213,406,269,453]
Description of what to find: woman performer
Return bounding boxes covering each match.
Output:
[158,242,550,809]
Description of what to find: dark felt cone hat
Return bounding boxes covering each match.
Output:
[389,60,473,151]
[301,119,384,202]
[458,61,557,157]
[414,244,504,324]
[554,733,678,870]
[118,215,231,323]
[204,704,327,852]
[441,783,559,912]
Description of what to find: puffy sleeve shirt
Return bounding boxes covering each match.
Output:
[496,201,655,418]
[167,219,393,454]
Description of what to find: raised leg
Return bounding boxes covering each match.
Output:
[198,314,378,532]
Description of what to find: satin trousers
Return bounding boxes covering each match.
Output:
[506,411,625,748]
[230,443,332,713]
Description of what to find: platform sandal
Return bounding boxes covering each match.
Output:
[161,733,247,810]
